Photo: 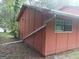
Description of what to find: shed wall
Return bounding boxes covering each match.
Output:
[18,6,79,56]
[25,28,46,55]
[45,19,79,56]
[19,7,48,55]
[19,8,50,38]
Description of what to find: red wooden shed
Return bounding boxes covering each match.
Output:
[17,5,79,56]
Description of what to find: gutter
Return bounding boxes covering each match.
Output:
[52,9,79,19]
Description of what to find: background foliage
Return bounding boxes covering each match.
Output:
[0,0,26,38]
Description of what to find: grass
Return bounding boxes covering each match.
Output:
[0,32,15,44]
[67,51,79,59]
[54,50,79,59]
[0,33,79,59]
[0,32,13,38]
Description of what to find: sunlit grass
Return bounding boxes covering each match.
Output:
[0,32,16,44]
[67,51,79,59]
[56,50,79,59]
[0,32,13,38]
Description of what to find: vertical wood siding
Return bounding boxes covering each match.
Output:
[76,20,79,47]
[34,10,42,30]
[68,19,76,49]
[33,28,45,53]
[19,7,47,55]
[45,19,79,56]
[29,8,35,33]
[56,33,68,53]
[24,28,46,55]
[20,17,23,38]
[19,6,79,56]
[45,20,56,55]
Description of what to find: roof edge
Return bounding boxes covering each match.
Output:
[17,4,53,21]
[17,5,27,21]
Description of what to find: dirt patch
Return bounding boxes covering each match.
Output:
[0,42,79,59]
[0,33,79,59]
[0,33,18,44]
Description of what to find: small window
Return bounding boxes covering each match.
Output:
[55,19,72,32]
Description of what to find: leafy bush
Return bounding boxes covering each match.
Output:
[10,29,19,38]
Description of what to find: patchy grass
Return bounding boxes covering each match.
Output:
[67,51,79,59]
[0,32,17,44]
[54,49,79,59]
[0,33,79,59]
[0,43,79,59]
[0,32,13,38]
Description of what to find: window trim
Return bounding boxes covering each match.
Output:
[55,18,73,33]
